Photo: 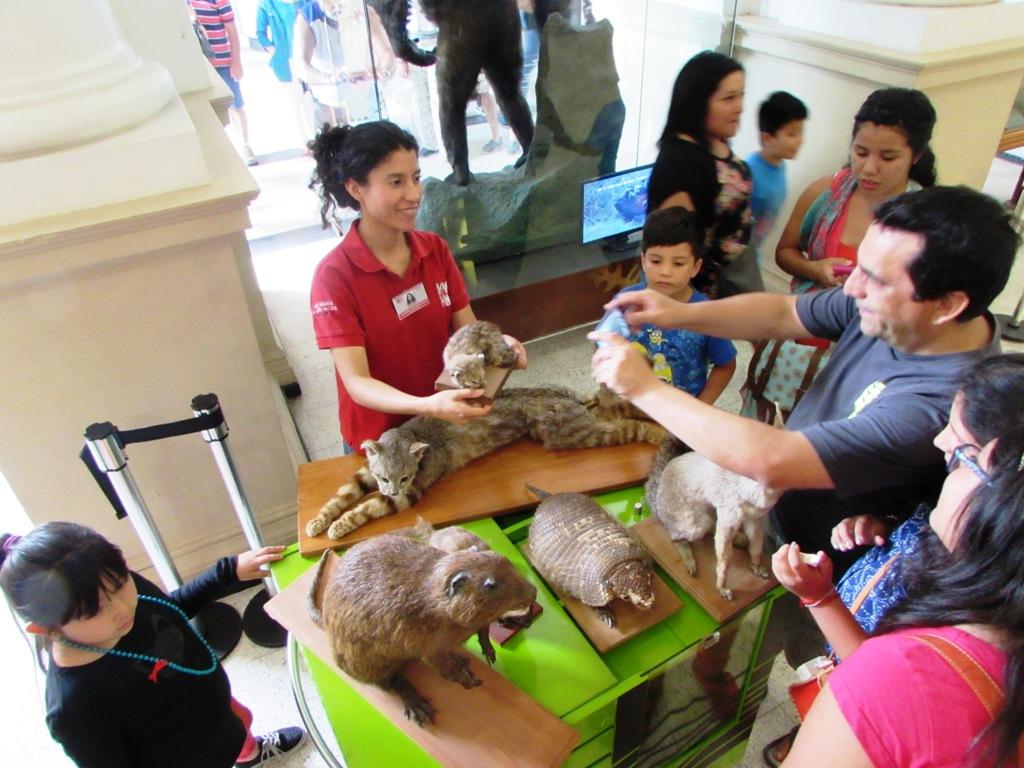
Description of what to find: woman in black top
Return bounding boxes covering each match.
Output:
[648,51,752,297]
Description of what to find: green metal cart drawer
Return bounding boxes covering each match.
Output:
[565,700,616,745]
[564,727,615,768]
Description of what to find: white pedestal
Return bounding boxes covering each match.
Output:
[0,97,209,227]
[0,93,302,579]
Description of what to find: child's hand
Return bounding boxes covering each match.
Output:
[830,514,889,551]
[236,545,286,581]
[771,542,834,603]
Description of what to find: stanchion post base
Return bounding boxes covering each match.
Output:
[194,602,244,660]
[996,314,1024,343]
[243,588,288,648]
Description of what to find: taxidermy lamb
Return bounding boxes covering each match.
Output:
[646,438,781,600]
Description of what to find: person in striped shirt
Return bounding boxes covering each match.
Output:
[189,0,259,165]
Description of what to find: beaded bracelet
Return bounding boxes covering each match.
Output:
[800,589,839,609]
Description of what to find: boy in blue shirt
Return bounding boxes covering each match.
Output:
[746,92,808,261]
[608,207,737,403]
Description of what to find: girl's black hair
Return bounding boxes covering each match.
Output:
[0,522,129,629]
[660,51,743,146]
[307,120,419,228]
[877,354,1024,767]
[853,87,938,188]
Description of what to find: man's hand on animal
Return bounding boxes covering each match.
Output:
[590,334,660,401]
[423,389,492,423]
[771,542,834,603]
[830,514,890,551]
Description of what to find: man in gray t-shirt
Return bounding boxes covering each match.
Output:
[771,287,999,573]
[592,186,1018,578]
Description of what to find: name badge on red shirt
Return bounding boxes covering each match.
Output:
[392,282,429,320]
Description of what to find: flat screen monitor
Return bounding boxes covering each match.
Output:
[580,164,653,244]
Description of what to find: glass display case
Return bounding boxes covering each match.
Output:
[277,0,741,339]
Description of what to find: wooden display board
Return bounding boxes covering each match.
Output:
[298,440,657,555]
[521,543,682,654]
[264,555,579,768]
[632,518,778,624]
[435,365,515,403]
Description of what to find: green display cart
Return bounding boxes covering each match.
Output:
[270,487,787,768]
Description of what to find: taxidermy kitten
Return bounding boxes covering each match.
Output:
[645,404,785,600]
[307,386,667,540]
[442,321,517,389]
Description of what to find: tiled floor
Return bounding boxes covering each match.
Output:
[4,34,1023,766]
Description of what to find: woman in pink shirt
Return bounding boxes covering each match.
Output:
[775,354,1024,767]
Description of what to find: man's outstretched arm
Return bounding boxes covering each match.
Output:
[591,338,833,490]
[604,289,811,343]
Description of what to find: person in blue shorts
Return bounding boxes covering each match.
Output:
[604,206,737,404]
[190,0,258,166]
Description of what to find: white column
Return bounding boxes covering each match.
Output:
[0,0,209,226]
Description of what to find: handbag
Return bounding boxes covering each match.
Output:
[740,337,830,424]
[739,278,831,425]
[787,555,898,719]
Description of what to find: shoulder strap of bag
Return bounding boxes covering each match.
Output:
[912,633,1023,765]
[849,554,898,615]
[912,633,1002,715]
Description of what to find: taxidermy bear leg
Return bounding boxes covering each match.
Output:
[484,59,533,167]
[436,53,481,186]
[482,2,533,167]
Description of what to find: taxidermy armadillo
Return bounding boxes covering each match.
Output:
[526,485,654,628]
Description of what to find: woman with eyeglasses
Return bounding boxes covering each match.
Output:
[765,353,1024,767]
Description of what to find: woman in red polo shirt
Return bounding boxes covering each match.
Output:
[308,120,525,452]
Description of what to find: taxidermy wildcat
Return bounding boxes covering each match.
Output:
[442,321,517,389]
[306,386,667,540]
[645,431,781,601]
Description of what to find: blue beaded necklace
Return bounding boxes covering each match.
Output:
[55,594,218,683]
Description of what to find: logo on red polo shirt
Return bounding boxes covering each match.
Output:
[312,299,337,316]
[436,282,451,307]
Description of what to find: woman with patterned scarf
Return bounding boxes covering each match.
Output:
[741,88,937,424]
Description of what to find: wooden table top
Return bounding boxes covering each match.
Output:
[297,440,658,556]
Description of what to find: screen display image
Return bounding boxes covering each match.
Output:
[580,165,653,244]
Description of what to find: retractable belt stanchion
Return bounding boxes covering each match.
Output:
[192,394,287,648]
[83,422,243,659]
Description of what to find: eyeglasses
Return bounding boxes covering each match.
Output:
[946,444,991,485]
